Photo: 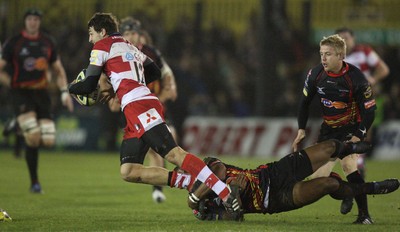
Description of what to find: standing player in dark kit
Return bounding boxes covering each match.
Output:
[335,27,390,215]
[0,8,74,193]
[291,34,376,224]
[186,140,399,222]
[68,12,240,216]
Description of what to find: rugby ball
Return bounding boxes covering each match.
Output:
[0,209,12,222]
[74,69,100,106]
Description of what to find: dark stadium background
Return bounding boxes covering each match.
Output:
[1,0,399,156]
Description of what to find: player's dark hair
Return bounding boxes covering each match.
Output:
[24,8,43,20]
[88,12,119,35]
[120,16,142,34]
[334,27,354,36]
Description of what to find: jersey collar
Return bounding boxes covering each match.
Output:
[326,62,349,77]
[21,30,40,40]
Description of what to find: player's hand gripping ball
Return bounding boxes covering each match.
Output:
[0,209,12,222]
[73,69,100,106]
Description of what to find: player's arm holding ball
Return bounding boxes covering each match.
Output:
[68,64,102,95]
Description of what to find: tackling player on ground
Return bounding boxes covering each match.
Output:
[68,12,241,216]
[185,140,399,222]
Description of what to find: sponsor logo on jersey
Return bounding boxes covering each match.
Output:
[35,57,48,70]
[364,86,372,98]
[364,99,376,109]
[138,108,163,131]
[24,57,36,71]
[303,87,308,96]
[317,86,325,95]
[20,47,29,56]
[125,52,134,61]
[338,89,349,97]
[359,127,367,137]
[321,98,347,109]
[89,50,98,65]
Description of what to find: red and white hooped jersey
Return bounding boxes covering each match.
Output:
[344,44,380,78]
[90,34,158,110]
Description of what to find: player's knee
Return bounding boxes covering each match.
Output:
[148,150,164,167]
[164,146,186,166]
[19,118,41,147]
[327,139,343,158]
[323,177,340,193]
[40,122,56,147]
[120,164,142,183]
[24,132,41,147]
[326,140,337,154]
[120,169,138,183]
[341,164,356,175]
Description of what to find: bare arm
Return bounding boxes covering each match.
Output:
[98,73,116,105]
[0,59,10,87]
[158,59,177,103]
[371,59,390,83]
[188,162,226,209]
[366,52,390,85]
[52,59,73,112]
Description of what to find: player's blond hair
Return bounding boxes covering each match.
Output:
[320,34,346,59]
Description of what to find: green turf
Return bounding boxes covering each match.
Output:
[0,149,399,231]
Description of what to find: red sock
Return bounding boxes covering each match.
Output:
[181,153,230,201]
[168,168,193,189]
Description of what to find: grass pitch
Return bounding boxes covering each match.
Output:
[0,149,399,232]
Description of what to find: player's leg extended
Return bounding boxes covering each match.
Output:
[309,160,337,179]
[304,139,371,172]
[148,123,176,203]
[302,140,342,172]
[17,111,42,193]
[147,148,167,203]
[18,111,41,147]
[39,119,56,147]
[120,162,171,185]
[340,154,371,223]
[293,176,400,208]
[143,124,231,202]
[144,124,241,215]
[119,137,170,185]
[329,173,399,199]
[119,132,190,188]
[293,177,339,207]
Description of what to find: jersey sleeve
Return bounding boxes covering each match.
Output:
[353,71,376,139]
[1,37,15,62]
[47,35,59,64]
[363,45,380,68]
[141,44,163,69]
[297,67,319,129]
[89,47,108,67]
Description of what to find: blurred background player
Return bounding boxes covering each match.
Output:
[117,16,178,203]
[291,34,376,224]
[335,27,390,215]
[0,8,74,193]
